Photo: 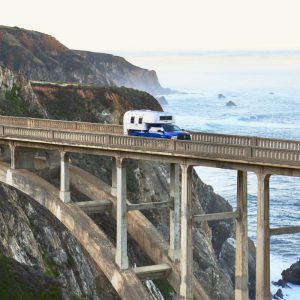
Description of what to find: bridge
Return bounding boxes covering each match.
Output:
[0,115,300,300]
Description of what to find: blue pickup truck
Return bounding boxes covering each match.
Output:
[123,110,191,140]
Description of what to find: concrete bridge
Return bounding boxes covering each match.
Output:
[0,115,300,300]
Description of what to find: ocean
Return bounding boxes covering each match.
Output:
[125,51,300,299]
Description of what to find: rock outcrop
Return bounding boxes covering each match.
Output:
[0,66,46,117]
[0,181,102,299]
[31,81,162,123]
[226,100,237,107]
[218,94,226,99]
[0,25,169,95]
[281,260,300,285]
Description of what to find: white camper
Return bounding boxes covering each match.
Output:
[123,110,174,135]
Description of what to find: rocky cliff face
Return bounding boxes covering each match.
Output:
[31,81,162,123]
[0,25,168,94]
[74,50,171,95]
[0,184,103,299]
[0,66,46,117]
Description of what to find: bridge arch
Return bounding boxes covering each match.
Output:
[0,161,149,299]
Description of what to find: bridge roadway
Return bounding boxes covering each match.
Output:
[0,115,300,300]
[1,115,300,172]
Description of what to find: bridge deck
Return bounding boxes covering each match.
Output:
[0,116,299,170]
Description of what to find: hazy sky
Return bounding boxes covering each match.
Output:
[1,0,300,53]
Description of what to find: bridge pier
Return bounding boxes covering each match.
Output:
[256,171,271,300]
[115,157,129,270]
[169,163,180,261]
[59,151,71,203]
[180,164,193,300]
[235,170,249,300]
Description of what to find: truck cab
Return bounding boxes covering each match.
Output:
[123,110,191,140]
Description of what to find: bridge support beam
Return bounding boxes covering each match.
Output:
[235,170,249,300]
[256,171,271,300]
[169,163,180,261]
[59,152,71,203]
[180,164,193,300]
[115,157,129,270]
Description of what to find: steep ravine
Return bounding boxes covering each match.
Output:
[0,67,255,299]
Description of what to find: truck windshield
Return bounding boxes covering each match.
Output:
[163,124,182,132]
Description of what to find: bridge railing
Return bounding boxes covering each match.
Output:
[2,124,300,167]
[190,131,300,151]
[1,116,300,166]
[190,131,252,146]
[2,115,300,152]
[0,116,123,135]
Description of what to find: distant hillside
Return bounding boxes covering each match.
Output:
[0,25,170,94]
[74,50,171,94]
[31,81,162,123]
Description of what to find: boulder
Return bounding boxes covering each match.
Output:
[273,288,284,299]
[272,279,290,288]
[218,93,226,99]
[226,100,237,107]
[281,260,300,284]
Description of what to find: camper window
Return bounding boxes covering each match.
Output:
[138,117,143,124]
[130,116,134,124]
[160,116,172,121]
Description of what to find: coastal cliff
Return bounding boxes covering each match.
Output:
[0,25,168,94]
[30,81,162,123]
[74,51,171,95]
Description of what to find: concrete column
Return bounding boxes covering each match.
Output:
[169,163,180,261]
[59,152,71,203]
[115,157,129,270]
[180,164,193,300]
[111,157,117,197]
[256,171,271,300]
[9,144,16,170]
[235,170,249,300]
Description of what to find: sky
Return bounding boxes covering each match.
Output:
[1,0,300,53]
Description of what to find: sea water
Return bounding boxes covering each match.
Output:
[163,91,300,299]
[126,51,300,299]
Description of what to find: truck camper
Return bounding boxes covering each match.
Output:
[123,110,191,140]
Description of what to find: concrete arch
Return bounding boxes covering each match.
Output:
[0,161,149,300]
[70,165,210,300]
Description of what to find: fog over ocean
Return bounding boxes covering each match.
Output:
[127,51,300,299]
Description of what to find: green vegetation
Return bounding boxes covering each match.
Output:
[152,279,175,299]
[0,256,62,300]
[3,84,43,117]
[44,261,56,278]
